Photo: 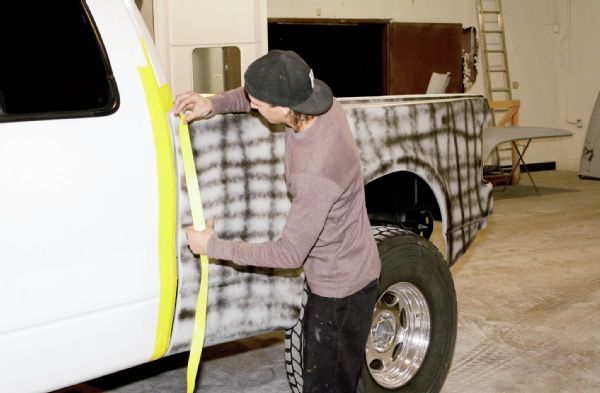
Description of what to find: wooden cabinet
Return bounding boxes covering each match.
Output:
[388,22,463,95]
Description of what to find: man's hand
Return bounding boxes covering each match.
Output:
[174,91,214,123]
[185,218,215,255]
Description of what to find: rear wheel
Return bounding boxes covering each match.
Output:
[284,226,457,393]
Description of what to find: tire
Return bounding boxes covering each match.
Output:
[284,226,457,393]
[284,282,308,393]
[357,226,457,393]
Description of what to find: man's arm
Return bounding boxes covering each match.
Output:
[210,87,251,114]
[205,173,341,269]
[174,87,250,123]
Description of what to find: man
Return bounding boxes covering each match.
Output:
[174,50,380,392]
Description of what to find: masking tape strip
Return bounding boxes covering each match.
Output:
[137,37,178,361]
[179,116,210,393]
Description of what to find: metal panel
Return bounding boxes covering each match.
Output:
[580,91,600,179]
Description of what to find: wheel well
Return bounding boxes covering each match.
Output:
[364,171,442,238]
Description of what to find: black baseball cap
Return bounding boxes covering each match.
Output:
[243,50,333,115]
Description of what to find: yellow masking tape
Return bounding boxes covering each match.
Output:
[137,38,178,361]
[179,115,210,393]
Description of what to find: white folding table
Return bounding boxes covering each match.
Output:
[482,126,573,195]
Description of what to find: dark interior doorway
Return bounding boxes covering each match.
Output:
[268,19,388,98]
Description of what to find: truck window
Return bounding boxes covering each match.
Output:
[0,0,118,122]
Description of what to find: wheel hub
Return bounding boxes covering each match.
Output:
[371,311,396,352]
[365,282,431,389]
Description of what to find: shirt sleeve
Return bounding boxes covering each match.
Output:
[210,87,251,114]
[207,173,341,269]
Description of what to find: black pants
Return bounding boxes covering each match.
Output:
[302,279,379,393]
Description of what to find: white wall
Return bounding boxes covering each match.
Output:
[555,0,600,170]
[501,0,564,168]
[268,0,600,171]
[268,0,479,24]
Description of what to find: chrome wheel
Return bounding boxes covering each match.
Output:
[365,282,431,389]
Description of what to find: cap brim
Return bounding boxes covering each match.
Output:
[291,79,333,115]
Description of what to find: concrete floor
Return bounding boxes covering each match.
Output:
[55,170,600,393]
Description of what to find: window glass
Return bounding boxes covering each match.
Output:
[192,47,241,94]
[0,0,118,121]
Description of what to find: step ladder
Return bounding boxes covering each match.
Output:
[477,0,513,108]
[476,0,516,184]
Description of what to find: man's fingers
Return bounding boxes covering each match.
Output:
[184,225,196,237]
[206,218,215,230]
[174,92,198,115]
[183,112,201,124]
[174,96,194,115]
[173,92,213,123]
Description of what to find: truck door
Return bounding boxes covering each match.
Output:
[0,1,177,392]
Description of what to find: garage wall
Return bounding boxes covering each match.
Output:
[267,0,600,171]
[501,0,564,169]
[555,0,600,171]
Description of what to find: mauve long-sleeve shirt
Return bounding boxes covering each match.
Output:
[206,87,380,298]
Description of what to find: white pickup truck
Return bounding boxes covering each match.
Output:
[0,1,493,392]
